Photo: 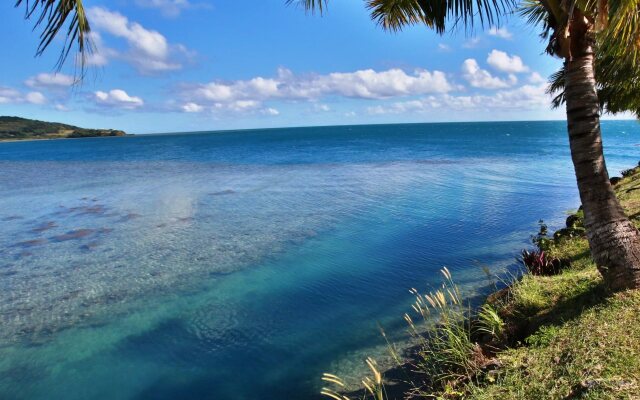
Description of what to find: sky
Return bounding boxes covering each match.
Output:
[0,0,625,134]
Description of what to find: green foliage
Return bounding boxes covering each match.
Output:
[405,269,481,392]
[476,304,505,340]
[520,249,568,276]
[524,325,560,347]
[621,166,640,177]
[530,220,552,251]
[470,290,640,400]
[0,116,126,140]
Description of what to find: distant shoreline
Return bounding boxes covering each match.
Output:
[0,134,134,143]
[0,116,129,142]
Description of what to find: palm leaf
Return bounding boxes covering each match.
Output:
[292,0,517,34]
[286,0,329,14]
[15,0,93,73]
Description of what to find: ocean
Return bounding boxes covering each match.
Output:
[1,120,638,399]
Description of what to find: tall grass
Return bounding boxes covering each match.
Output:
[320,268,503,399]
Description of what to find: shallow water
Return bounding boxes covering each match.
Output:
[1,121,638,399]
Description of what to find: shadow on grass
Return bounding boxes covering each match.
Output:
[505,278,607,344]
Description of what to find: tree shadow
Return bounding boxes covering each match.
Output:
[507,279,607,343]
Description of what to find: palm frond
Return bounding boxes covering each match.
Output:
[598,0,640,67]
[286,0,329,14]
[519,0,559,54]
[291,0,516,34]
[367,0,432,32]
[547,67,565,109]
[15,0,93,73]
[547,54,640,118]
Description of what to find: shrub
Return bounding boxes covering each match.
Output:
[531,220,553,251]
[476,304,505,341]
[621,167,639,177]
[520,249,569,276]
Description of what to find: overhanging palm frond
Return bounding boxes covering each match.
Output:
[292,0,517,34]
[547,67,565,109]
[15,0,92,72]
[547,54,640,118]
[286,0,329,14]
[370,0,518,33]
[593,0,640,67]
[519,0,558,54]
[367,0,432,32]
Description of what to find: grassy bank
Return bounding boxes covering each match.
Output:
[322,165,640,400]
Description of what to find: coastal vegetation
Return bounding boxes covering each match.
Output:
[0,116,127,140]
[321,165,640,399]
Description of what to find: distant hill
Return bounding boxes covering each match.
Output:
[0,116,128,140]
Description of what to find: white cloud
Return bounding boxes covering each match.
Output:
[93,89,144,109]
[83,32,117,67]
[528,72,546,84]
[182,102,204,112]
[25,92,47,104]
[488,27,512,39]
[438,43,451,52]
[486,50,529,73]
[186,67,452,103]
[0,87,47,105]
[367,83,549,115]
[25,73,75,89]
[87,7,191,73]
[463,37,481,48]
[0,87,22,104]
[462,59,516,89]
[135,0,192,17]
[178,67,453,116]
[314,104,331,112]
[262,108,280,116]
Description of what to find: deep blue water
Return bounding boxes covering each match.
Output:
[0,121,639,399]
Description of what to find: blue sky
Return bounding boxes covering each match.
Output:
[0,0,613,134]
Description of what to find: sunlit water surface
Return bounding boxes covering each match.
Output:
[1,121,639,399]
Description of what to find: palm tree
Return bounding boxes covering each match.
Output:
[15,0,92,72]
[292,0,640,290]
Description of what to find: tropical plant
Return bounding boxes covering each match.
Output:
[14,0,92,73]
[292,0,640,291]
[520,249,568,275]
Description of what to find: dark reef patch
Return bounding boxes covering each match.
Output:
[14,238,47,248]
[51,229,96,242]
[2,215,24,221]
[80,241,101,252]
[209,189,235,196]
[120,212,142,222]
[32,221,58,233]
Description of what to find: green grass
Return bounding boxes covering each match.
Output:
[468,290,640,399]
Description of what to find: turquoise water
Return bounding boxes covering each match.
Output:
[0,121,639,399]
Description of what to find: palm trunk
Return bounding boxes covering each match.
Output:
[564,50,640,290]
